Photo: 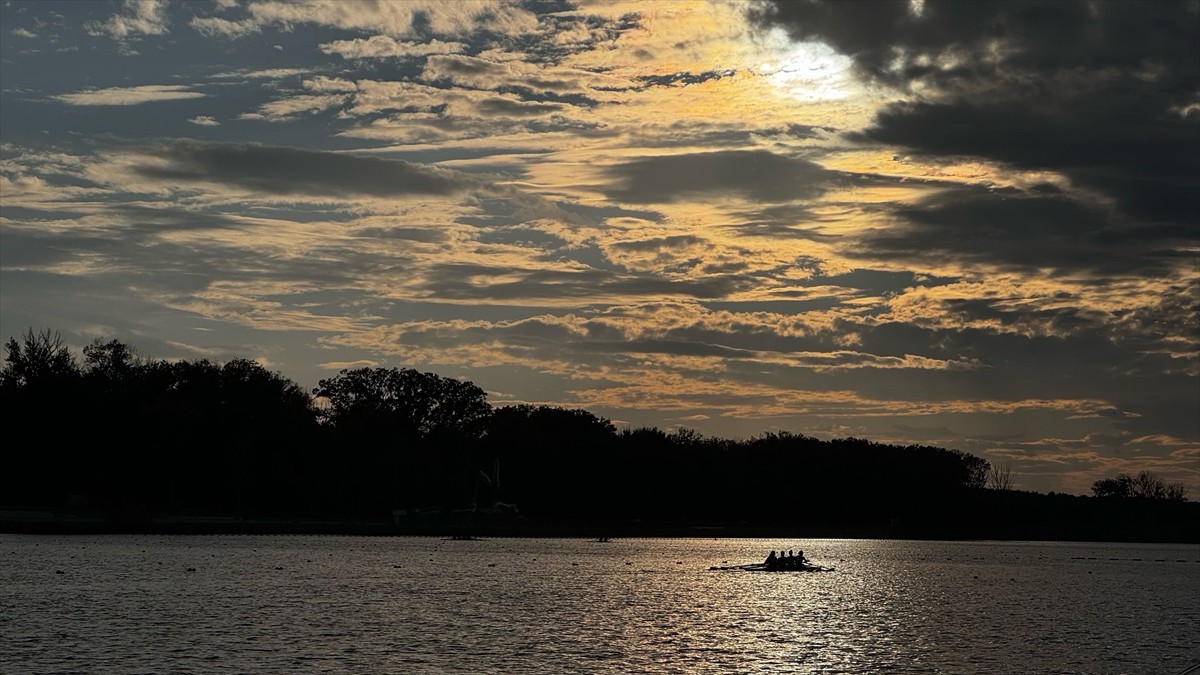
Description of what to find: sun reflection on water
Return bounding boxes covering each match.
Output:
[2,536,1197,674]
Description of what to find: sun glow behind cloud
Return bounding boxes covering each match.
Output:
[757,37,857,102]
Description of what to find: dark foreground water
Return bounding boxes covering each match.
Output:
[2,535,1197,674]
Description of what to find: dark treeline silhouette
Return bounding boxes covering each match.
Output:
[1092,471,1189,501]
[2,329,1195,541]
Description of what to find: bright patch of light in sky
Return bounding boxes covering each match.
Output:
[760,39,857,102]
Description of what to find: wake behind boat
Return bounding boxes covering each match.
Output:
[710,549,834,573]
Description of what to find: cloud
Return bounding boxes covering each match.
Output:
[422,54,609,95]
[190,16,261,39]
[471,97,565,118]
[849,186,1195,277]
[961,432,1199,495]
[187,116,220,127]
[318,36,466,60]
[857,96,1200,228]
[126,140,484,198]
[85,0,169,40]
[751,0,1200,228]
[337,80,450,116]
[636,69,738,89]
[245,0,539,39]
[211,68,311,80]
[11,27,37,38]
[609,235,708,253]
[53,85,205,106]
[242,72,586,125]
[318,303,984,384]
[239,94,347,121]
[302,76,358,94]
[602,150,839,203]
[416,263,750,303]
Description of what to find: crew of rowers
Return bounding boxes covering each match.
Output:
[763,549,808,570]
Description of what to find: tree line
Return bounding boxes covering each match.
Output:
[0,329,1189,534]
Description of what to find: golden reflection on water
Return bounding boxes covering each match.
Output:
[2,535,1197,674]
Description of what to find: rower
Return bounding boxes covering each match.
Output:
[764,550,778,566]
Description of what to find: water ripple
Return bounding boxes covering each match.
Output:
[2,536,1197,674]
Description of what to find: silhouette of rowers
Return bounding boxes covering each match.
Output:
[763,549,809,570]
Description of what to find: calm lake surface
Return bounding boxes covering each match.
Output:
[2,535,1197,674]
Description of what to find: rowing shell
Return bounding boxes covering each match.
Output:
[709,563,835,573]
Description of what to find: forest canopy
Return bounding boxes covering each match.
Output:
[0,329,1189,538]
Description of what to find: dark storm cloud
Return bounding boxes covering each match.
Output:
[132,140,480,198]
[750,0,1200,230]
[851,187,1195,276]
[859,96,1200,228]
[603,150,840,203]
[749,0,1198,94]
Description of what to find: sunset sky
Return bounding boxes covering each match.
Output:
[1,0,1197,494]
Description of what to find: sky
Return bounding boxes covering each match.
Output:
[1,0,1197,495]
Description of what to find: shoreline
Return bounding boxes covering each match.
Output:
[3,510,1196,544]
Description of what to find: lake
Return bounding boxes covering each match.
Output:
[2,535,1197,674]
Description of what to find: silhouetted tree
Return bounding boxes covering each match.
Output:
[0,328,79,390]
[15,327,1192,542]
[314,367,492,511]
[315,367,491,438]
[1,329,86,506]
[485,405,617,515]
[1093,475,1133,498]
[82,338,143,382]
[987,461,1016,490]
[1092,471,1188,501]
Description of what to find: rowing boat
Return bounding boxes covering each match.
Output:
[709,562,835,573]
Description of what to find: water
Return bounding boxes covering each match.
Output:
[2,535,1197,674]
